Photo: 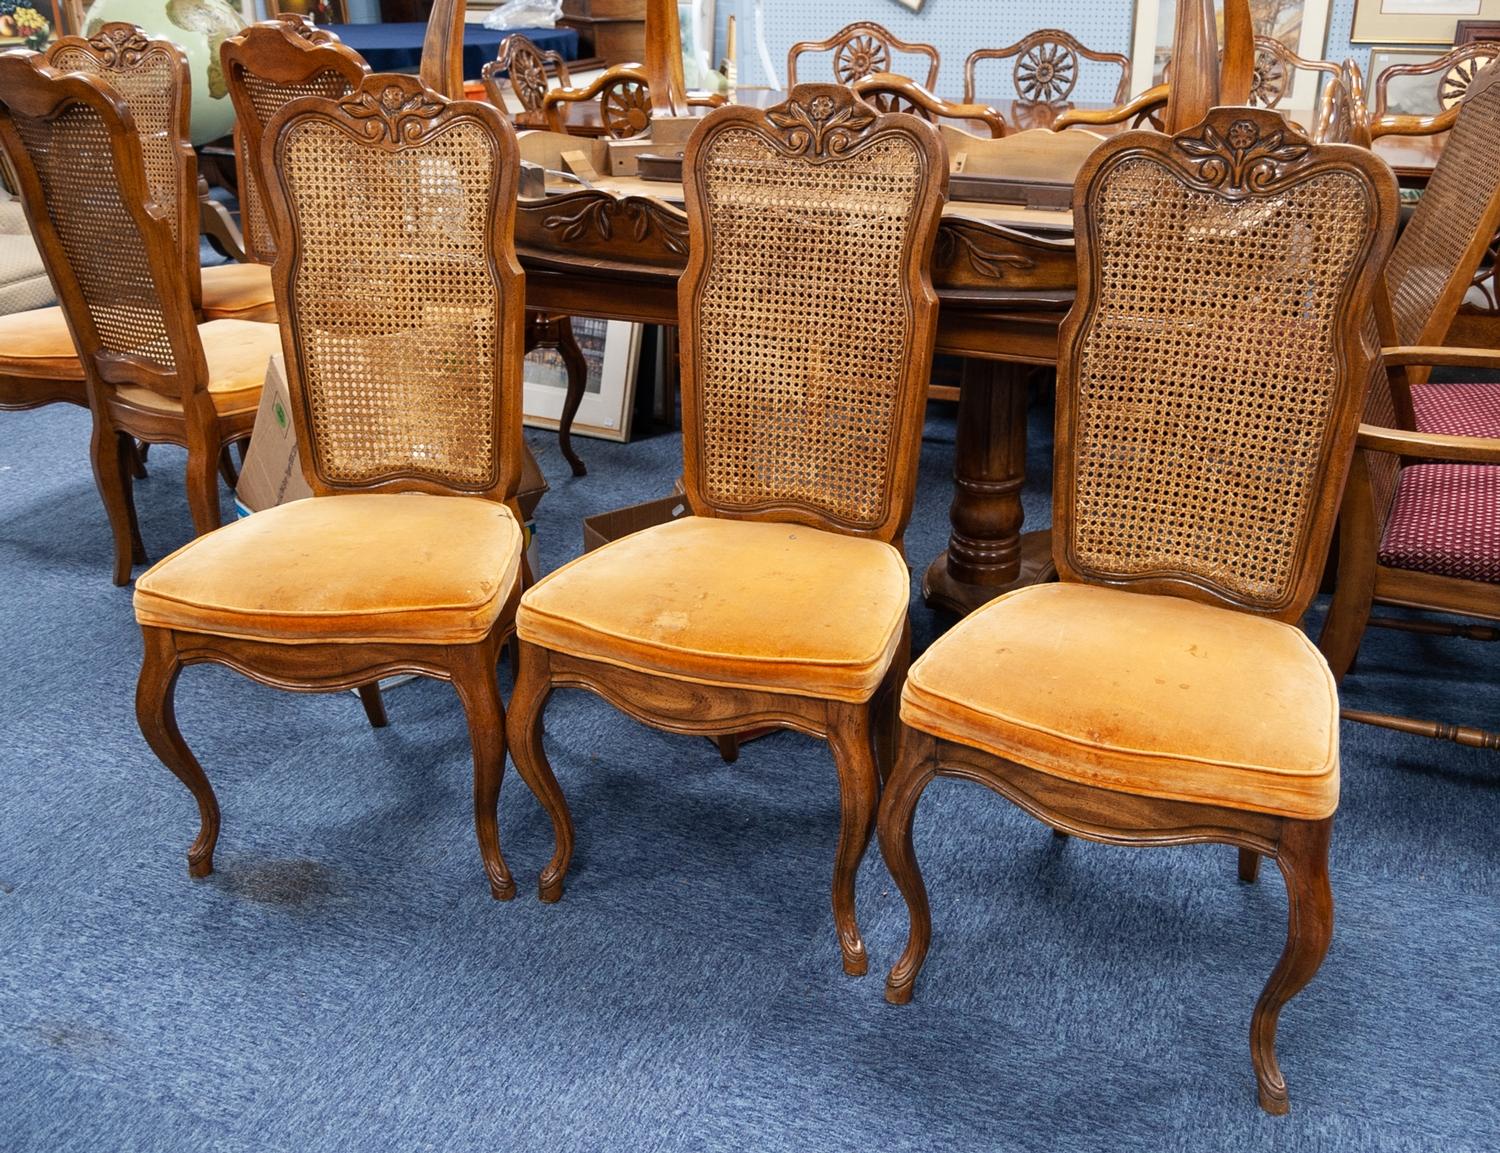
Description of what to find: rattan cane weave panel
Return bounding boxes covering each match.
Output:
[691,128,922,529]
[240,69,356,260]
[279,118,501,489]
[13,105,176,371]
[1384,70,1500,347]
[1069,156,1372,607]
[48,47,183,251]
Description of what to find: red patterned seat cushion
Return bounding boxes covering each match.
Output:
[1379,462,1500,583]
[1410,381,1500,437]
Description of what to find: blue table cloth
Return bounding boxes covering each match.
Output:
[326,23,579,82]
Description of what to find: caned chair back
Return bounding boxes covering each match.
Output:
[1055,107,1397,621]
[0,54,204,402]
[1382,60,1500,350]
[262,74,525,504]
[676,85,946,545]
[45,23,198,306]
[221,16,369,263]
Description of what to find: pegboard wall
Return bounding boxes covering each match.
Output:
[712,0,1421,103]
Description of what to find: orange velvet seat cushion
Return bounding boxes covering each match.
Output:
[134,494,524,645]
[200,262,277,323]
[516,516,910,702]
[113,319,280,418]
[0,305,82,378]
[901,583,1339,820]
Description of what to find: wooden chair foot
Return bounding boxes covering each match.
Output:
[137,628,221,877]
[1052,827,1070,840]
[1250,817,1334,1116]
[509,642,576,903]
[878,730,940,1003]
[450,646,516,900]
[827,702,880,977]
[714,734,740,763]
[1239,847,1261,883]
[357,682,389,728]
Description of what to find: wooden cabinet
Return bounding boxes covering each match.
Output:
[561,0,646,65]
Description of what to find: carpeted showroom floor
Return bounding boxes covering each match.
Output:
[1,387,1497,1152]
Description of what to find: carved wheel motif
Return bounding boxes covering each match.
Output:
[601,78,651,139]
[866,90,932,120]
[508,44,548,111]
[1015,41,1078,103]
[1250,47,1288,108]
[1441,54,1497,108]
[833,34,890,84]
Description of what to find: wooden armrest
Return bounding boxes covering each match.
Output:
[1382,344,1500,371]
[685,91,728,108]
[854,72,1007,138]
[1054,84,1168,131]
[1370,104,1459,140]
[1358,422,1500,464]
[542,65,650,131]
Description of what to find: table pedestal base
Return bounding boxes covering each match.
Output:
[923,531,1055,616]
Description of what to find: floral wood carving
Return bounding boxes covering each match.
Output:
[833,32,890,84]
[340,80,445,143]
[83,23,153,68]
[538,193,689,256]
[767,90,877,159]
[934,225,1037,281]
[1015,40,1078,103]
[1174,114,1311,198]
[273,14,338,45]
[498,36,548,110]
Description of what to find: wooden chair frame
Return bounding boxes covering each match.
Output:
[506,86,948,976]
[1373,40,1499,121]
[1053,83,1167,132]
[543,65,653,138]
[787,22,940,90]
[1248,34,1337,110]
[879,108,1398,1114]
[482,32,572,114]
[964,29,1130,106]
[1318,344,1500,750]
[138,75,529,894]
[1315,60,1372,146]
[221,16,370,265]
[0,55,260,584]
[854,72,1007,138]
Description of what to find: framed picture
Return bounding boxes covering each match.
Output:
[1132,0,1335,111]
[1456,17,1500,39]
[1366,45,1466,112]
[0,0,58,48]
[1352,0,1500,45]
[523,317,641,443]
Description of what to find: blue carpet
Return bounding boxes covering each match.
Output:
[1,392,1497,1151]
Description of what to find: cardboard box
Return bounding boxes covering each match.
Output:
[236,354,550,523]
[234,355,311,517]
[581,492,690,553]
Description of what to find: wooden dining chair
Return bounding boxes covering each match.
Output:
[854,72,1007,138]
[1314,60,1371,145]
[787,22,940,90]
[505,86,946,976]
[48,23,279,323]
[221,17,368,269]
[0,54,282,584]
[481,32,572,117]
[0,23,278,417]
[879,107,1396,1114]
[1372,40,1499,122]
[542,65,654,138]
[1245,35,1337,112]
[132,74,529,894]
[964,29,1130,106]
